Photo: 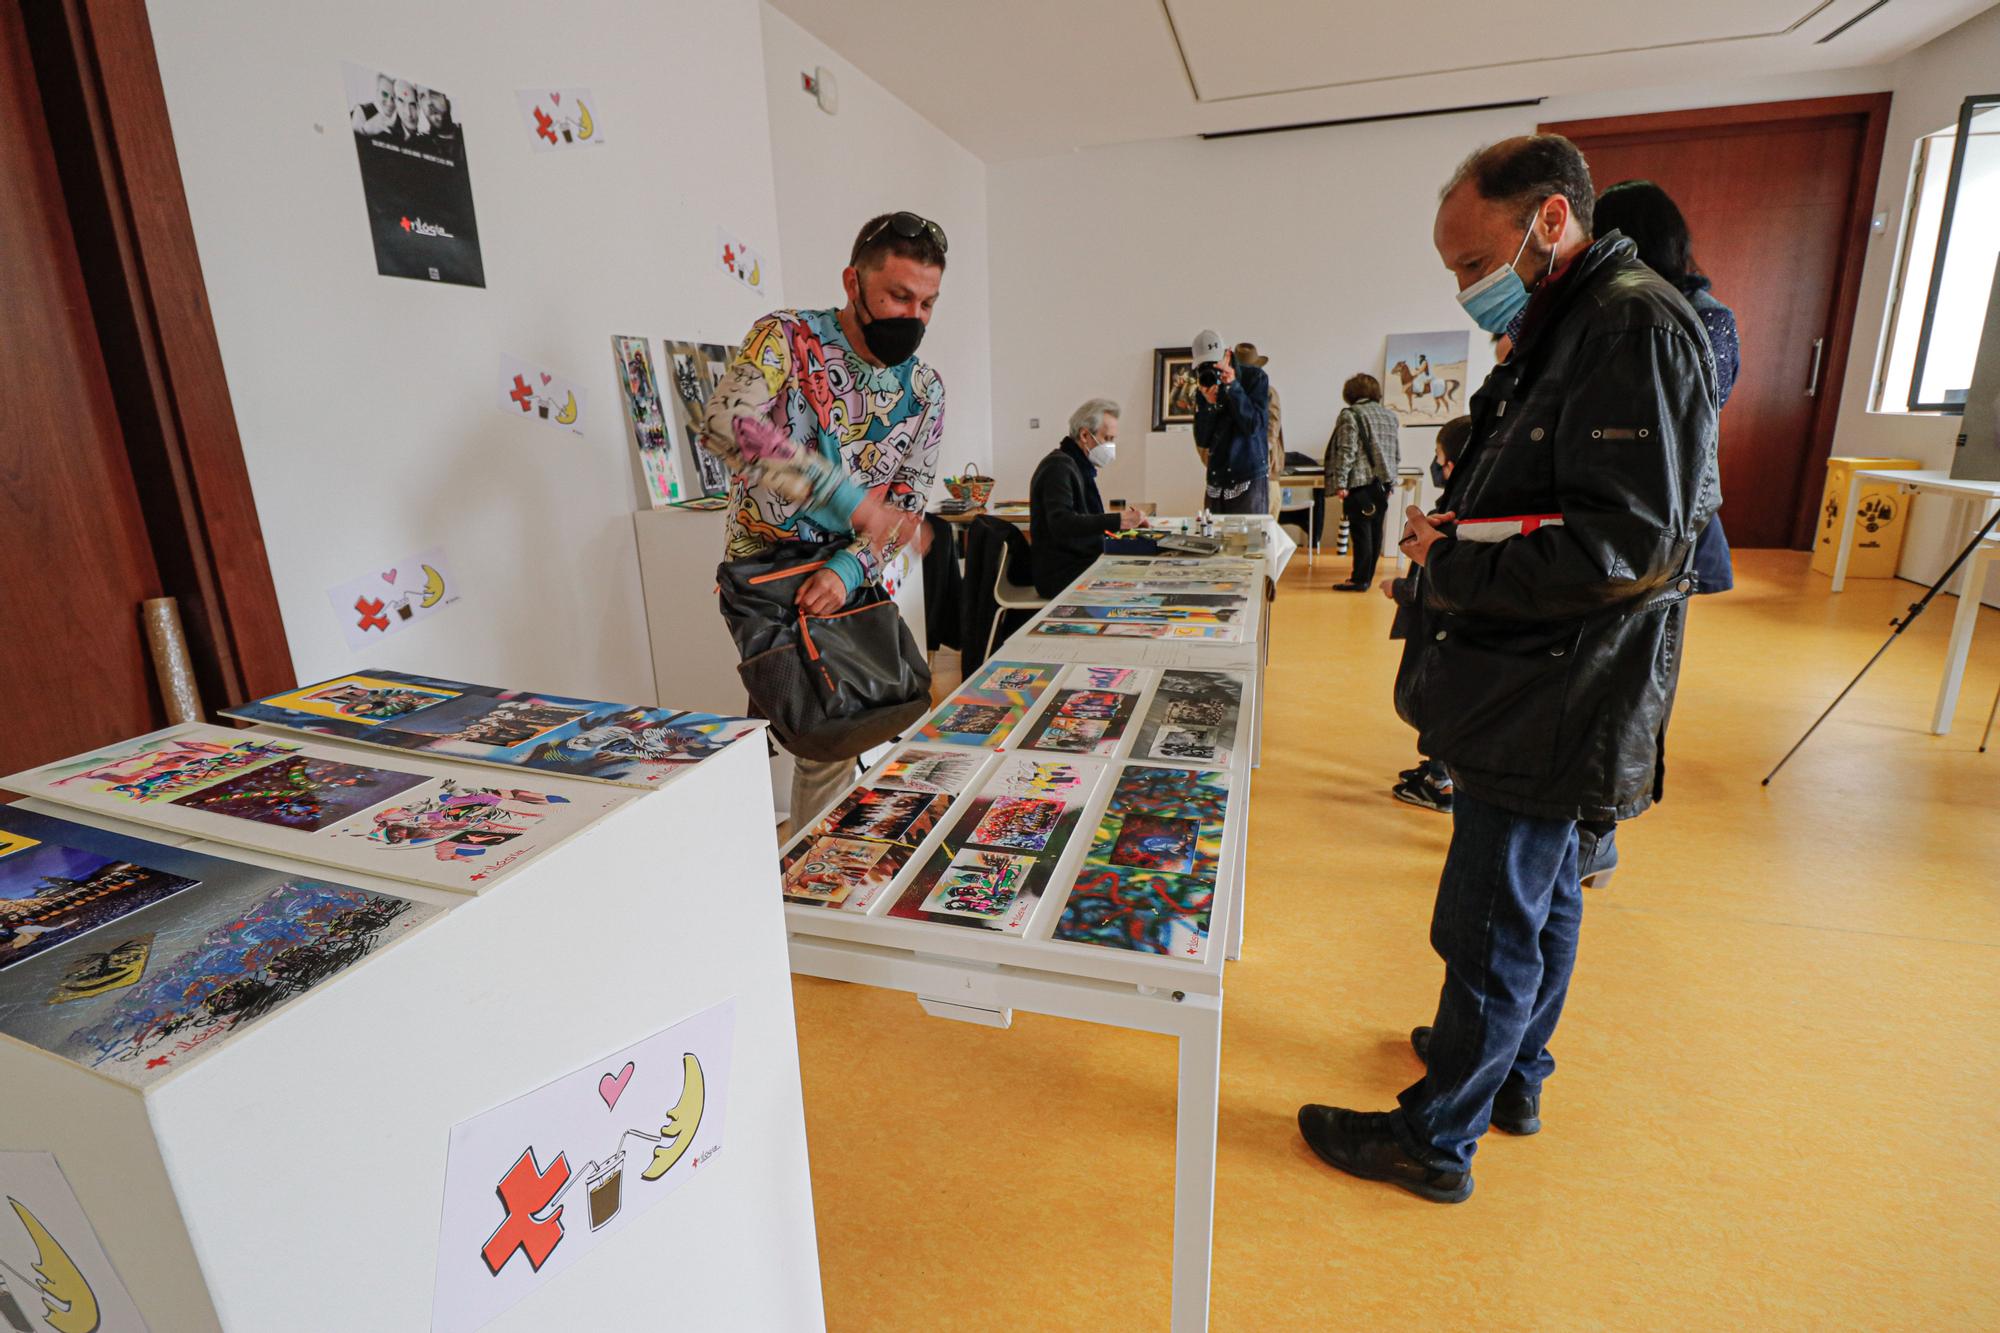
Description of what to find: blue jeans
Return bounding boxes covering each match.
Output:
[1392,789,1584,1171]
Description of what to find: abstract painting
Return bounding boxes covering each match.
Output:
[913,660,1061,748]
[1055,764,1231,959]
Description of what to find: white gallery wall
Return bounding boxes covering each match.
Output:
[147,0,791,704]
[1827,2,2000,598]
[985,65,1891,505]
[759,4,996,482]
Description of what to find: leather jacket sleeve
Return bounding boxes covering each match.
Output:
[1423,325,1716,622]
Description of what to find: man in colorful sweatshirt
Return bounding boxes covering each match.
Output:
[701,211,947,827]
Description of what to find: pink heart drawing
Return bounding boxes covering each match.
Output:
[599,1061,635,1111]
[381,569,398,584]
[540,372,552,385]
[550,91,561,104]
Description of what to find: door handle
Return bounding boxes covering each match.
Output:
[1805,337,1825,398]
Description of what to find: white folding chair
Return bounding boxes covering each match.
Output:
[984,540,1049,662]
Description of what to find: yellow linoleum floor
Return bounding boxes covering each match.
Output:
[791,549,2000,1330]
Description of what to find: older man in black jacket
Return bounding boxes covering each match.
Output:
[1029,398,1143,597]
[1299,135,1719,1203]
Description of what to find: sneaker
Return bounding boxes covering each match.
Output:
[1409,1026,1542,1135]
[1296,1106,1473,1204]
[1396,764,1425,786]
[1391,772,1454,813]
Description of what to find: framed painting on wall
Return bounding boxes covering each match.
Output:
[1151,347,1199,430]
[1381,331,1470,429]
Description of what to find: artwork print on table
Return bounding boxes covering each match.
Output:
[0,806,438,1087]
[1132,670,1243,769]
[225,668,763,789]
[888,753,1105,933]
[914,660,1061,748]
[1056,764,1230,958]
[0,1153,148,1330]
[0,828,199,973]
[874,746,986,796]
[778,758,957,910]
[6,723,623,894]
[434,1000,733,1333]
[919,847,1034,918]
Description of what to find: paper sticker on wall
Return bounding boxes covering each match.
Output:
[499,356,585,436]
[514,87,605,150]
[0,1152,148,1332]
[715,227,765,293]
[433,1000,735,1333]
[324,545,461,652]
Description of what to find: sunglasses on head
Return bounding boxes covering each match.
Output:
[863,211,948,256]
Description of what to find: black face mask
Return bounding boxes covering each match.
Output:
[1430,459,1448,488]
[856,285,926,366]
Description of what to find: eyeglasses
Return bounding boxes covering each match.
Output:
[861,211,948,257]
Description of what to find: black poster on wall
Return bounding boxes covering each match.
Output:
[343,62,486,287]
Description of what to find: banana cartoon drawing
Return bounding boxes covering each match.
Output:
[418,564,448,609]
[576,101,594,141]
[639,1053,705,1181]
[554,391,578,427]
[5,1198,98,1333]
[746,258,761,289]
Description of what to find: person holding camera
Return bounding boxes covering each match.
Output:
[1029,398,1146,597]
[1297,136,1718,1203]
[1189,329,1270,515]
[1326,372,1402,591]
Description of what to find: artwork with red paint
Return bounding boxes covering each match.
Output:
[323,544,461,652]
[435,999,736,1333]
[513,86,606,150]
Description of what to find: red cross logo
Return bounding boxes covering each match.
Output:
[354,596,389,632]
[481,1147,570,1275]
[533,106,557,144]
[509,375,535,412]
[722,245,736,273]
[400,216,412,231]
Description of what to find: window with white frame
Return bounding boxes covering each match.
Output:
[1876,94,2000,414]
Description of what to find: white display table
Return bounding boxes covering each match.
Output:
[2,733,821,1332]
[779,650,1257,1333]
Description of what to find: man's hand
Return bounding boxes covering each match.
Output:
[1217,360,1236,386]
[1378,577,1399,600]
[1398,506,1455,567]
[1336,488,1349,500]
[851,495,926,555]
[796,568,847,616]
[1118,505,1145,530]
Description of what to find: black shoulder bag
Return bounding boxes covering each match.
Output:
[716,540,932,762]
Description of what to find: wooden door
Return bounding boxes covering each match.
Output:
[1547,97,1890,549]
[0,2,168,772]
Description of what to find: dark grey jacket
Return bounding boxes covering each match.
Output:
[1393,233,1720,821]
[1029,438,1117,597]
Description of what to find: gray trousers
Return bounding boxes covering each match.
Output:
[788,752,860,834]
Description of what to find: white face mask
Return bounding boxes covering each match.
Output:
[1087,437,1116,467]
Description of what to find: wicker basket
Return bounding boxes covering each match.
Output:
[945,463,995,507]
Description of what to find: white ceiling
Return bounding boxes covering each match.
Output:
[766,0,1999,160]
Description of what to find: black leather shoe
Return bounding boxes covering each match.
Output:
[1409,1027,1543,1135]
[1297,1106,1473,1203]
[1330,580,1370,592]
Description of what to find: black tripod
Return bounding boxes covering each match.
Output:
[1764,504,2000,784]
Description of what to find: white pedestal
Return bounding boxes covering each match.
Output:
[2,736,822,1332]
[633,507,927,822]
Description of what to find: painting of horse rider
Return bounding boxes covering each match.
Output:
[1381,330,1469,429]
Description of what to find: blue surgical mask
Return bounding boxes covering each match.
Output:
[1456,223,1537,335]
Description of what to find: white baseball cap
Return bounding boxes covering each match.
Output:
[1191,329,1225,366]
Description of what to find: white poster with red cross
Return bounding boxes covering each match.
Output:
[514,88,605,151]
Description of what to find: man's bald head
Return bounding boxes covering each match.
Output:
[1434,135,1595,293]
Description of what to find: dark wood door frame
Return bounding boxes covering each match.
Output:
[20,0,294,709]
[1542,94,1894,549]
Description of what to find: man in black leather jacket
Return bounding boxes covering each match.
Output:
[1300,135,1720,1203]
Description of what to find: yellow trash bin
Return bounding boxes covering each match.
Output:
[1811,456,1920,578]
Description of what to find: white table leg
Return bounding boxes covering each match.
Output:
[1934,544,1998,735]
[1170,994,1224,1333]
[1226,776,1249,963]
[1830,471,1864,591]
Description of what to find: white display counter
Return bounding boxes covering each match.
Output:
[2,733,821,1332]
[777,647,1258,1333]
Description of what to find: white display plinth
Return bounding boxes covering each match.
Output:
[633,506,927,821]
[3,734,822,1332]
